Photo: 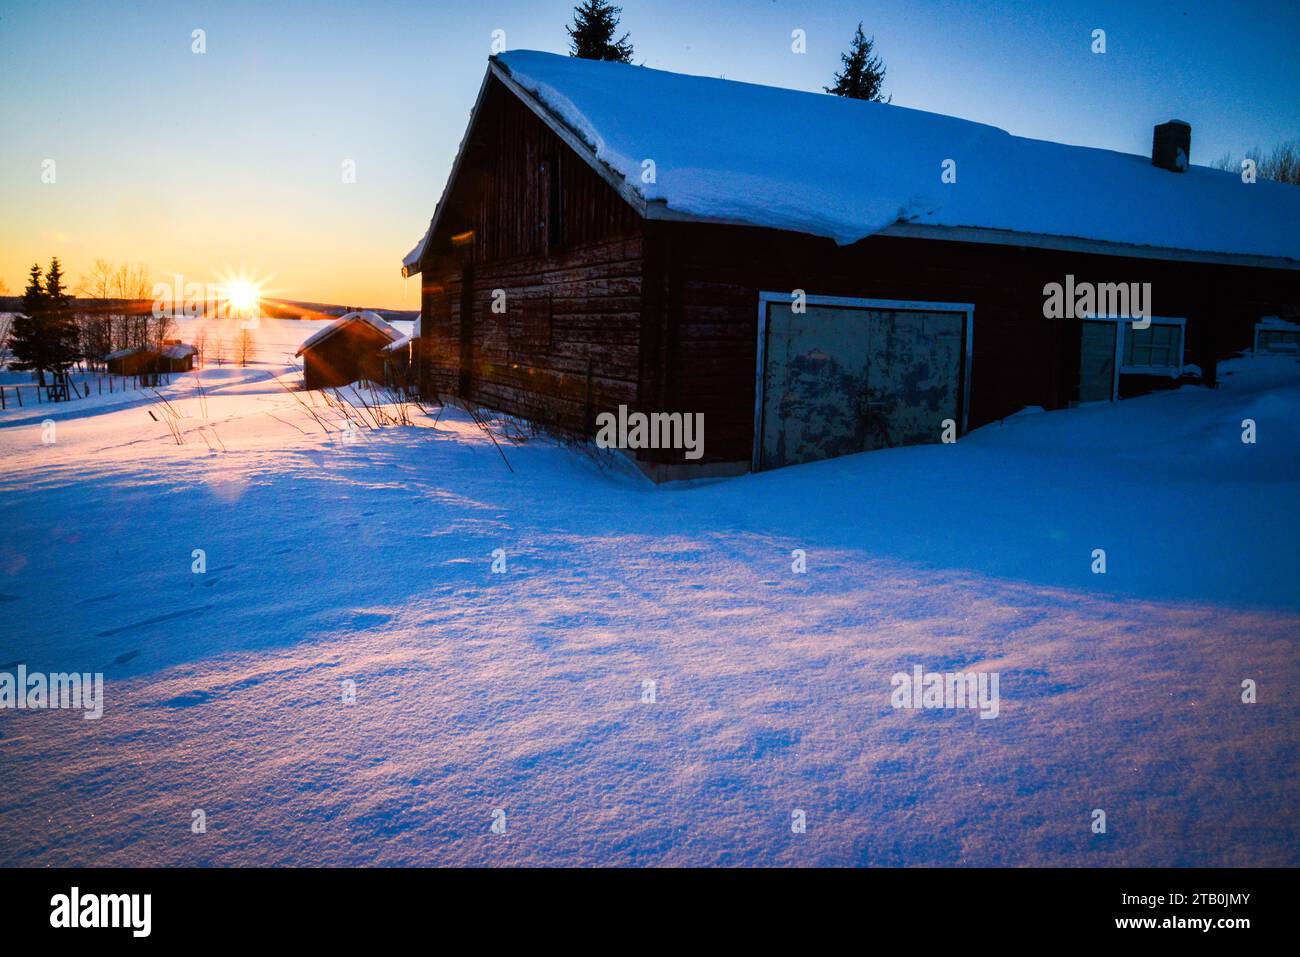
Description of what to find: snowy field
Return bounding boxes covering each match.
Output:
[0,332,1297,866]
[0,315,411,420]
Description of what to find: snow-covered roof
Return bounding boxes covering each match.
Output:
[382,317,421,352]
[105,346,149,360]
[294,311,401,357]
[402,235,426,276]
[403,51,1300,273]
[382,334,411,353]
[161,343,197,359]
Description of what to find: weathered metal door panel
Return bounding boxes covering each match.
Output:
[863,310,964,450]
[760,302,965,470]
[762,304,871,469]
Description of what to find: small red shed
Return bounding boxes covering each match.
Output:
[295,311,401,390]
[105,346,159,377]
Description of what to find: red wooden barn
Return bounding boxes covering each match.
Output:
[400,51,1300,480]
[296,311,401,390]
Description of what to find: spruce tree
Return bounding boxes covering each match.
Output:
[9,259,79,388]
[566,0,633,62]
[826,23,889,102]
[9,263,51,386]
[43,257,81,375]
[44,257,71,318]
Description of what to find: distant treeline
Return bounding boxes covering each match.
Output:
[0,296,419,323]
[0,296,157,316]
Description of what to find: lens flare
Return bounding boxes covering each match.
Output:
[224,279,260,315]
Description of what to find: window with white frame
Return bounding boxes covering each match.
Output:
[1254,318,1300,355]
[1121,320,1184,376]
[1078,316,1187,404]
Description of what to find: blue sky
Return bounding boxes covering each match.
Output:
[1,0,1296,307]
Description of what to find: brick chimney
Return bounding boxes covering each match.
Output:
[1152,119,1191,173]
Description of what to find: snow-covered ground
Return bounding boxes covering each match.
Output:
[0,344,1296,866]
[0,317,411,423]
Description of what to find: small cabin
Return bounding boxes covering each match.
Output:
[105,346,158,377]
[105,341,197,376]
[295,311,402,390]
[159,340,197,372]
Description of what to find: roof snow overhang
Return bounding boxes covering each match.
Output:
[879,222,1300,271]
[400,57,1300,276]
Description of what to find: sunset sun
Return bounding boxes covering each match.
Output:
[223,278,261,315]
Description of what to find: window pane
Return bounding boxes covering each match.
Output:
[1123,324,1181,370]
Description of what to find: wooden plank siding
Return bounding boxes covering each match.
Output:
[415,75,644,434]
[466,236,643,430]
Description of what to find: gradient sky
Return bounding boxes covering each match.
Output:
[2,0,1296,309]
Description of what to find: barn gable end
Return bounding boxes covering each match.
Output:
[412,69,646,436]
